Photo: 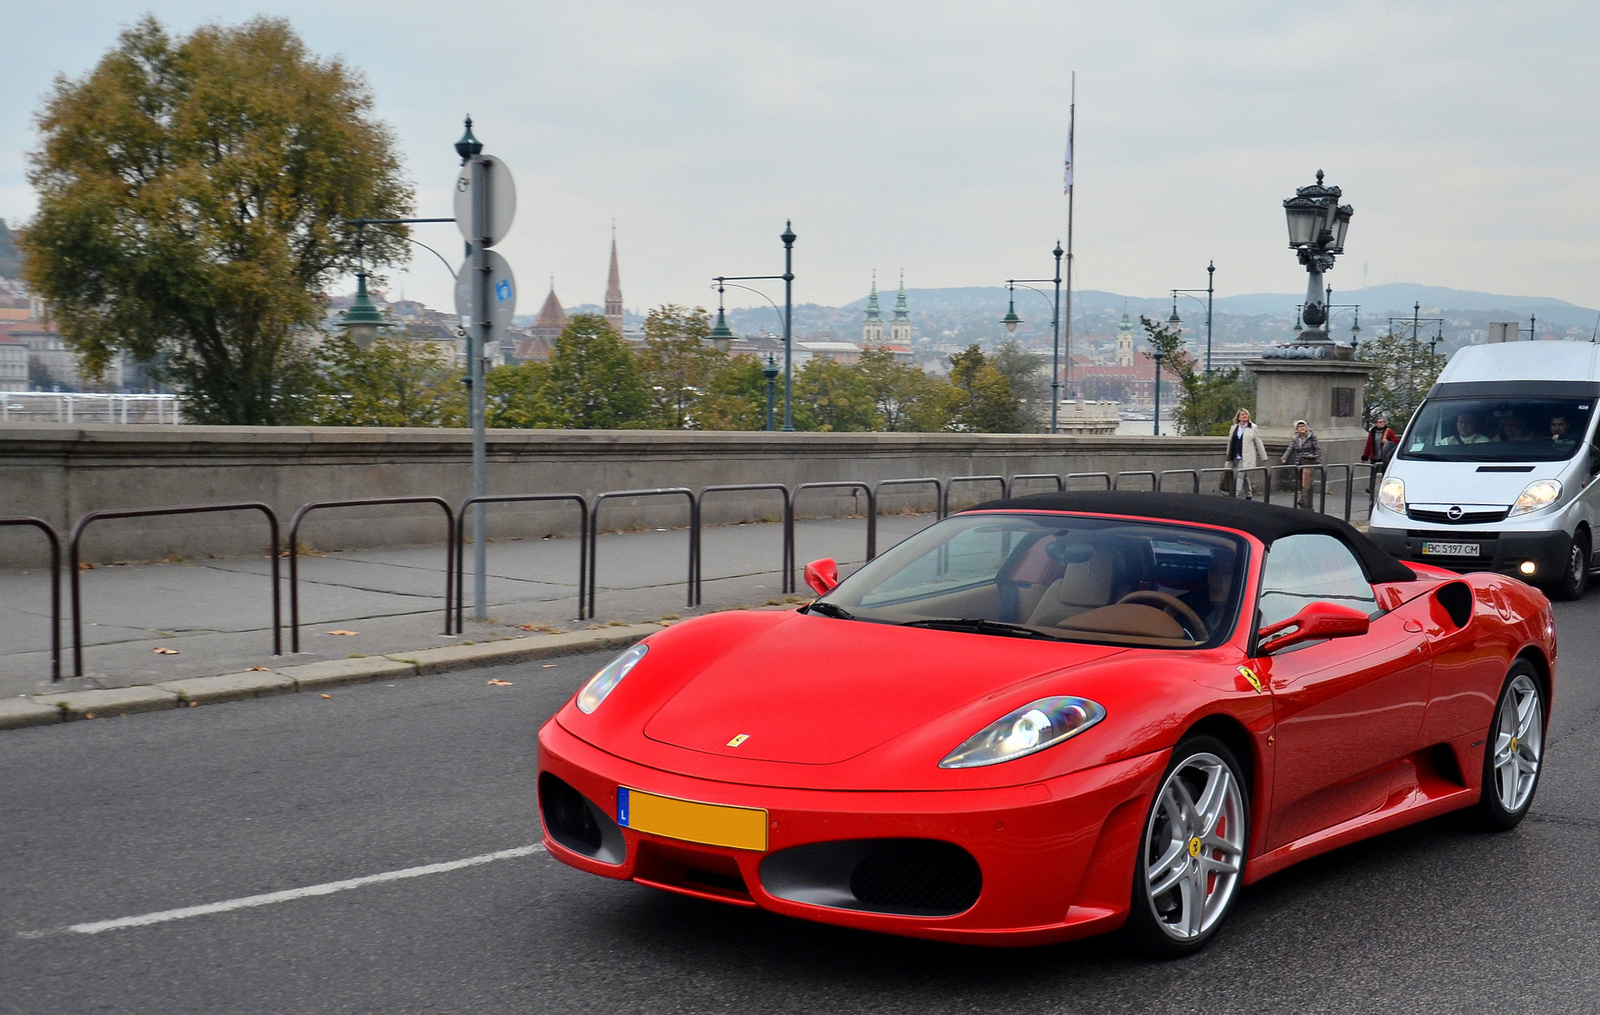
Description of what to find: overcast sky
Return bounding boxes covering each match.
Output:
[3,2,1597,316]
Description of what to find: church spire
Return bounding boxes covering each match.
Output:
[892,270,909,320]
[604,225,624,334]
[889,270,911,345]
[861,270,884,345]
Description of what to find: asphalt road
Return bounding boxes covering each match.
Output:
[4,601,1600,1014]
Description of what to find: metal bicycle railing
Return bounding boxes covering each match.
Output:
[1065,472,1113,490]
[289,497,455,650]
[1,517,62,682]
[1158,469,1200,493]
[942,475,1006,516]
[589,489,697,619]
[1005,474,1066,498]
[70,503,281,676]
[789,482,876,588]
[455,494,587,631]
[1113,471,1158,491]
[696,484,793,602]
[870,478,943,558]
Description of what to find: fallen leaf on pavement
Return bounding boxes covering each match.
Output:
[84,712,95,719]
[541,664,556,668]
[153,647,179,655]
[188,701,199,708]
[487,678,513,686]
[320,693,332,699]
[326,630,359,636]
[247,666,270,672]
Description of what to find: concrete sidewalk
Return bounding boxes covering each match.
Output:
[0,513,934,700]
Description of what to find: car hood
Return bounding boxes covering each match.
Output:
[639,612,1129,765]
[1388,456,1572,508]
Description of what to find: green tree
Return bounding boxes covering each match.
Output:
[544,314,649,428]
[991,339,1049,432]
[938,345,1027,433]
[20,16,411,424]
[485,360,558,428]
[794,357,878,431]
[696,355,769,430]
[1139,317,1254,436]
[0,220,20,278]
[313,333,461,426]
[636,304,721,428]
[1359,331,1445,431]
[858,345,941,431]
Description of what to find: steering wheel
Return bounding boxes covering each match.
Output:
[1115,590,1209,641]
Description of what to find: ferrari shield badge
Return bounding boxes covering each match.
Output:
[1237,666,1265,694]
[726,734,750,747]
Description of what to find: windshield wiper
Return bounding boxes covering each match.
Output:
[899,617,1060,640]
[805,601,857,621]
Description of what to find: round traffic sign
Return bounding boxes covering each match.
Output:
[454,249,517,341]
[453,157,517,247]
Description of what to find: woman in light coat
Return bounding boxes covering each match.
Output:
[1226,408,1268,499]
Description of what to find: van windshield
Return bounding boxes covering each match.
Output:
[1400,396,1593,462]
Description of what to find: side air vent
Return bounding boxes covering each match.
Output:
[539,772,626,864]
[1435,581,1473,630]
[760,838,982,917]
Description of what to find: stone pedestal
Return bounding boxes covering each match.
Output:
[1245,346,1377,463]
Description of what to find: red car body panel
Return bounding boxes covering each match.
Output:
[537,508,1556,946]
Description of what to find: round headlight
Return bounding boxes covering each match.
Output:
[1377,477,1405,513]
[1510,479,1562,516]
[576,643,648,714]
[939,696,1106,769]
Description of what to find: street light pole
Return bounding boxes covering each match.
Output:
[1152,349,1164,436]
[1001,252,1063,432]
[782,222,796,431]
[1168,261,1215,372]
[763,355,778,431]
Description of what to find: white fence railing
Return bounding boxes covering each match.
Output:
[0,392,183,425]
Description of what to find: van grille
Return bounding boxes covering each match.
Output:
[1407,507,1509,525]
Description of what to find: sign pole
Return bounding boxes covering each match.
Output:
[471,154,489,621]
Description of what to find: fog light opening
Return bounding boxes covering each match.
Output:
[1519,560,1537,576]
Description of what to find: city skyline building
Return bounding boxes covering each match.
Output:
[1115,306,1135,367]
[604,227,624,335]
[890,271,911,346]
[861,271,883,345]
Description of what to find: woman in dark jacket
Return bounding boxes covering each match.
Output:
[1281,419,1322,509]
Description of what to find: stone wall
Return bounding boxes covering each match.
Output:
[0,425,1245,566]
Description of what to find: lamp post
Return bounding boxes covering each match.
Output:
[1282,171,1352,341]
[709,280,735,353]
[763,354,779,431]
[1000,242,1065,432]
[1167,260,1216,372]
[1152,348,1164,436]
[1389,301,1446,355]
[713,220,796,430]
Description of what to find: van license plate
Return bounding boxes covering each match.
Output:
[1422,541,1480,557]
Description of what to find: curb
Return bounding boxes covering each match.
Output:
[4,623,663,732]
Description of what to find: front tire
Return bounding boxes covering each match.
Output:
[1124,735,1249,958]
[1474,661,1546,831]
[1551,531,1589,601]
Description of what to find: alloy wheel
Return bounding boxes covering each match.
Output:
[1142,751,1246,942]
[1492,673,1543,813]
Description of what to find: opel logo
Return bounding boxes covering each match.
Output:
[1447,506,1464,521]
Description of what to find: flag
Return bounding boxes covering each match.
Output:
[1063,134,1073,194]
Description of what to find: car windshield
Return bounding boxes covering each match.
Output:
[1400,396,1594,462]
[814,512,1250,649]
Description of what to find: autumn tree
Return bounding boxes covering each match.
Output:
[938,345,1027,433]
[543,314,648,428]
[794,357,879,431]
[1359,330,1445,431]
[991,339,1049,431]
[20,16,412,424]
[696,355,770,430]
[484,360,558,428]
[857,345,941,431]
[635,305,721,428]
[1139,317,1254,436]
[313,334,461,426]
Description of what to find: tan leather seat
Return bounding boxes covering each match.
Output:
[1027,548,1117,628]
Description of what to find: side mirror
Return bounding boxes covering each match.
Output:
[1257,601,1370,654]
[803,558,839,596]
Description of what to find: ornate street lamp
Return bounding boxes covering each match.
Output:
[341,228,385,349]
[1001,284,1021,334]
[1283,170,1352,341]
[709,280,735,353]
[1169,261,1216,371]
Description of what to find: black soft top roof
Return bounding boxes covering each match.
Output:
[967,491,1416,584]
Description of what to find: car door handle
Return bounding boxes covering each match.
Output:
[1403,620,1424,633]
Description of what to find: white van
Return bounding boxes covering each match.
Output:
[1368,341,1600,599]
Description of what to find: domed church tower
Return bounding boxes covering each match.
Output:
[889,271,911,346]
[862,272,884,345]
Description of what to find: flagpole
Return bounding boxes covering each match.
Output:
[1063,72,1076,404]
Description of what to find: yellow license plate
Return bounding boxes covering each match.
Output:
[616,787,767,851]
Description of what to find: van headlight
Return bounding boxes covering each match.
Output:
[1377,477,1405,513]
[1510,480,1562,516]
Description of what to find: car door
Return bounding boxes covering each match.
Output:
[1250,534,1432,851]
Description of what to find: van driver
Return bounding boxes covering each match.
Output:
[1550,414,1578,453]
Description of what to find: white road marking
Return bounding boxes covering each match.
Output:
[19,844,546,939]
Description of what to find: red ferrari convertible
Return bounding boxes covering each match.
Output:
[537,492,1555,954]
